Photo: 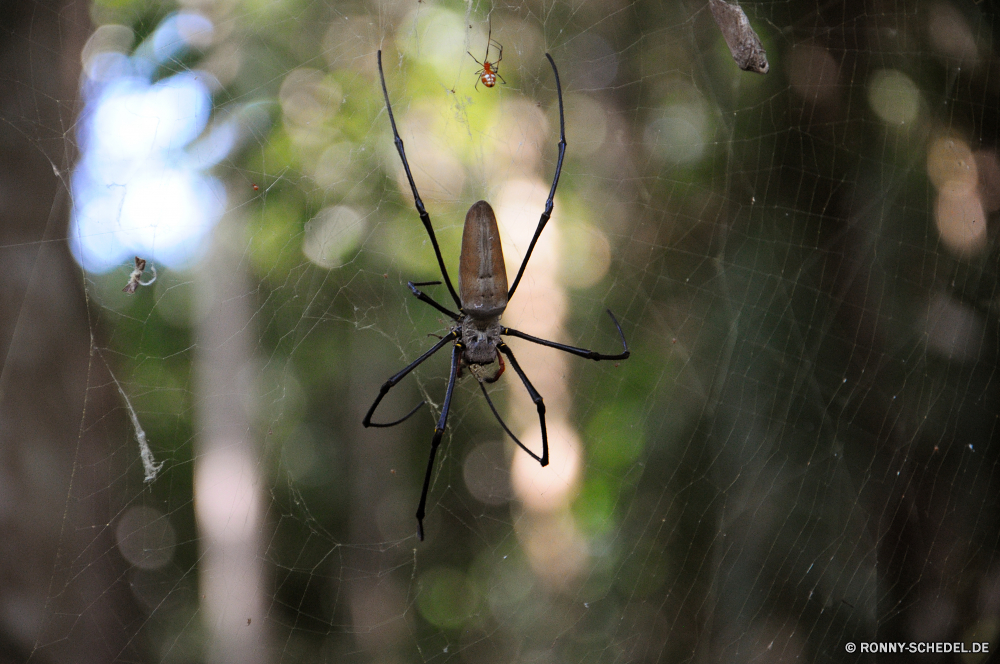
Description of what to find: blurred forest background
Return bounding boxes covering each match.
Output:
[3,0,1000,662]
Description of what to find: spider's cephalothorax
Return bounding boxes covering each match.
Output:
[369,50,630,540]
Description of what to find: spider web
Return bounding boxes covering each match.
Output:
[6,0,1000,662]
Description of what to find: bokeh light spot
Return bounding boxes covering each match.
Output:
[70,17,229,273]
[586,402,646,472]
[302,205,365,268]
[511,422,580,513]
[464,441,512,506]
[868,69,920,125]
[927,136,986,256]
[789,44,841,106]
[115,506,176,570]
[416,567,480,629]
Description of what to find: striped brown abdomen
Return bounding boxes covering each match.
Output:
[459,200,508,319]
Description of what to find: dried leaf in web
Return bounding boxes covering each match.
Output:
[709,0,769,74]
[122,257,146,294]
[122,256,157,294]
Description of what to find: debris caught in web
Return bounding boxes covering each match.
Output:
[122,256,157,294]
[709,0,769,74]
[111,371,165,483]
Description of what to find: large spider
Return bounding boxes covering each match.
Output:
[370,50,630,540]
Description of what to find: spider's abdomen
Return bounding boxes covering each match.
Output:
[459,200,508,319]
[481,72,496,87]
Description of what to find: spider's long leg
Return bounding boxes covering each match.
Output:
[363,331,458,428]
[497,343,548,467]
[476,379,543,464]
[467,54,485,91]
[485,15,493,63]
[377,51,462,309]
[482,351,504,383]
[502,309,630,361]
[507,53,566,300]
[408,281,461,320]
[415,342,463,540]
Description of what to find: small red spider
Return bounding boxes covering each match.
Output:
[252,183,259,191]
[468,20,506,90]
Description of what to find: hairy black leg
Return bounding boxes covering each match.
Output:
[497,343,548,467]
[502,309,630,361]
[408,281,460,320]
[363,331,457,427]
[415,342,463,540]
[507,53,566,300]
[377,50,462,308]
[476,379,544,464]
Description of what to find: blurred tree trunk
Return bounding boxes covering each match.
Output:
[193,211,271,664]
[0,2,144,662]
